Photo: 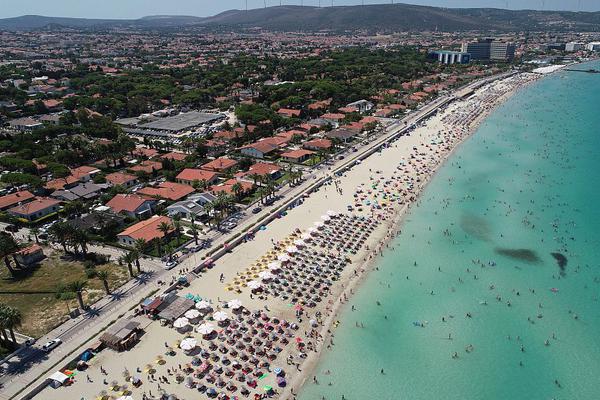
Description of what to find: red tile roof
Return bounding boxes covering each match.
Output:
[129,160,163,174]
[105,172,137,186]
[277,108,301,117]
[201,157,238,173]
[0,190,34,210]
[44,175,79,190]
[70,166,100,180]
[118,215,173,242]
[321,113,345,121]
[137,182,194,201]
[281,149,315,160]
[303,138,332,150]
[8,197,60,216]
[176,169,218,183]
[246,162,282,177]
[107,194,154,213]
[160,152,188,162]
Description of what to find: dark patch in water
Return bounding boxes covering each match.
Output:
[551,252,567,275]
[460,213,492,241]
[495,248,541,263]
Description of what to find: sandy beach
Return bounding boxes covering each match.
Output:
[36,72,539,400]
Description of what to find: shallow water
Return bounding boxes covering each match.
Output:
[299,63,600,400]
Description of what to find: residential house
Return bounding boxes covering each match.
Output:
[106,193,156,218]
[200,157,238,174]
[160,152,188,162]
[117,215,173,246]
[211,179,253,197]
[8,197,61,221]
[12,244,45,266]
[303,138,333,152]
[277,108,302,118]
[320,113,345,127]
[8,117,43,131]
[239,141,279,159]
[137,182,194,202]
[51,182,106,201]
[280,149,315,164]
[176,169,219,186]
[129,160,162,175]
[346,99,374,113]
[240,162,283,182]
[166,192,217,220]
[70,166,101,182]
[105,172,139,188]
[0,190,35,211]
[325,128,357,143]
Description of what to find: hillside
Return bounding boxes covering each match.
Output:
[1,4,600,32]
[200,4,600,32]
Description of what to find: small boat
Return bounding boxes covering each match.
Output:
[550,288,559,293]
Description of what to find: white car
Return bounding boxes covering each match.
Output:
[42,338,62,352]
[164,260,178,270]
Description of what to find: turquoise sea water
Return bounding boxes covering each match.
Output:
[299,63,600,400]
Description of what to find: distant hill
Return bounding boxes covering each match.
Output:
[199,4,600,32]
[0,14,204,30]
[1,4,600,32]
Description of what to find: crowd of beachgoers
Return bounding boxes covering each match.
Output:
[44,73,539,400]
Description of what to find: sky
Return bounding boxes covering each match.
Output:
[1,0,599,19]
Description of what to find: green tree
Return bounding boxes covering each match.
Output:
[96,270,111,295]
[69,280,87,310]
[0,233,19,277]
[0,305,22,344]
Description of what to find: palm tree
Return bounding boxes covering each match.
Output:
[173,216,182,246]
[0,305,22,344]
[133,238,147,270]
[96,270,111,295]
[189,223,199,245]
[0,305,11,343]
[69,280,87,310]
[157,221,172,256]
[49,222,72,253]
[204,202,214,228]
[73,228,90,256]
[120,252,136,278]
[232,182,244,201]
[130,250,142,274]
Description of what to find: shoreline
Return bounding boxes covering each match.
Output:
[282,72,540,400]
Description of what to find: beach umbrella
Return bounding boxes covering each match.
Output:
[314,221,324,229]
[213,311,229,322]
[195,300,212,310]
[180,337,197,351]
[327,210,337,217]
[174,317,189,329]
[267,261,281,271]
[294,239,306,247]
[258,271,274,280]
[277,254,290,262]
[320,215,331,222]
[198,323,216,335]
[227,299,243,309]
[300,232,312,241]
[247,280,262,290]
[116,396,133,400]
[185,309,201,319]
[286,246,298,254]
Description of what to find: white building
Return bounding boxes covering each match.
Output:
[565,42,585,52]
[586,42,600,51]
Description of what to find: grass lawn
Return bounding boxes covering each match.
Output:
[0,250,129,338]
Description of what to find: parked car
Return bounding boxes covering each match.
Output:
[164,260,178,270]
[251,207,262,214]
[42,338,62,352]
